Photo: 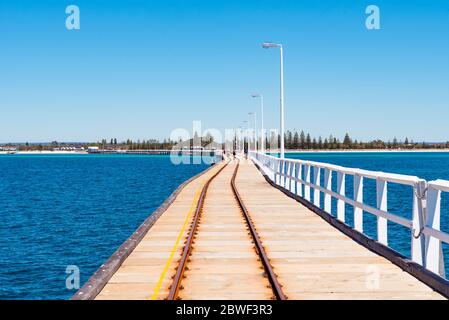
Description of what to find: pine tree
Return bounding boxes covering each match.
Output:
[293,131,299,149]
[343,133,352,149]
[287,131,293,149]
[328,135,334,149]
[306,133,312,149]
[192,131,200,148]
[334,138,339,149]
[300,131,306,149]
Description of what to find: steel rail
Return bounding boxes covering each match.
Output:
[231,160,287,300]
[167,161,229,300]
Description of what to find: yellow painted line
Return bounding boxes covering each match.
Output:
[150,178,206,300]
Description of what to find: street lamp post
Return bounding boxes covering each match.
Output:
[248,112,257,152]
[251,93,264,153]
[247,114,252,151]
[235,127,238,152]
[262,42,284,158]
[238,126,243,151]
[243,120,249,153]
[254,113,257,151]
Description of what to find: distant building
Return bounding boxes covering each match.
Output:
[53,146,85,151]
[88,146,99,153]
[0,146,17,152]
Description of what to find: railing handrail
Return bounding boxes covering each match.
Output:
[429,179,449,193]
[263,153,422,185]
[250,151,448,279]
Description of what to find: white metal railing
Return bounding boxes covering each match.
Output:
[250,151,448,279]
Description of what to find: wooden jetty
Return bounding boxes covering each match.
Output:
[73,154,449,300]
[87,148,222,157]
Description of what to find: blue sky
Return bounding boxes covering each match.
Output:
[0,0,448,143]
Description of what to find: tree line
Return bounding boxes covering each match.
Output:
[95,138,176,150]
[263,131,449,150]
[94,132,217,150]
[5,132,449,151]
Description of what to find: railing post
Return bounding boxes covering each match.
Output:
[411,180,426,265]
[323,168,332,213]
[296,163,303,197]
[354,174,363,233]
[281,160,286,187]
[284,161,290,189]
[288,161,294,192]
[280,160,285,187]
[293,163,299,196]
[304,164,311,201]
[275,159,281,185]
[336,172,345,222]
[376,179,388,246]
[425,186,445,277]
[313,166,321,207]
[263,156,270,178]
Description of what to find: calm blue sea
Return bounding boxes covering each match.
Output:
[0,154,210,299]
[283,152,449,278]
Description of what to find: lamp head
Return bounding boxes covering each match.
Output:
[262,42,281,49]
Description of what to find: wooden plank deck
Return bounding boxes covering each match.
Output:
[235,159,444,300]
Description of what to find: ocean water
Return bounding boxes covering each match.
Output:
[0,154,210,299]
[282,152,449,277]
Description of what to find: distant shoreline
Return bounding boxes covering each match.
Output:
[0,151,88,155]
[268,149,449,153]
[2,149,449,155]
